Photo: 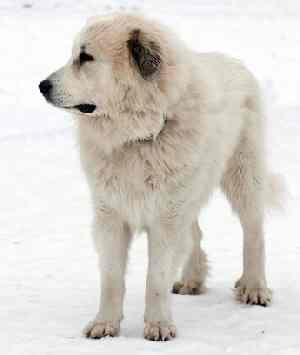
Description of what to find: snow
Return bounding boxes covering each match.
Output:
[0,1,299,354]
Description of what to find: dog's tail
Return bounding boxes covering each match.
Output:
[264,172,287,211]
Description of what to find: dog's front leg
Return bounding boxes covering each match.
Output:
[144,221,188,341]
[83,211,131,339]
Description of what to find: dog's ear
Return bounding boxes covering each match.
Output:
[127,29,161,79]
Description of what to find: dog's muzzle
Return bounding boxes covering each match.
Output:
[39,79,96,114]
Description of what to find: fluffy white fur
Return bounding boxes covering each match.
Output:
[41,13,282,341]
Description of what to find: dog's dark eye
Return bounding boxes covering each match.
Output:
[79,52,94,65]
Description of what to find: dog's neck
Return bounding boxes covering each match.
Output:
[127,113,168,145]
[77,112,168,155]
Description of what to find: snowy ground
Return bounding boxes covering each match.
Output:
[1,1,300,354]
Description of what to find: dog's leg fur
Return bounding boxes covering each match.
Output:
[221,111,272,306]
[84,211,131,338]
[172,221,208,295]
[144,221,191,341]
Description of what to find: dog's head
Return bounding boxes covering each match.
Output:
[39,13,187,147]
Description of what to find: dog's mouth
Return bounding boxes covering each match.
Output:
[72,104,96,114]
[58,103,97,114]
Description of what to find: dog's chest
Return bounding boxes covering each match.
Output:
[100,147,160,191]
[81,143,163,224]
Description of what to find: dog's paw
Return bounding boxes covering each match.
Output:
[172,280,206,295]
[83,320,120,339]
[235,278,272,306]
[144,322,176,341]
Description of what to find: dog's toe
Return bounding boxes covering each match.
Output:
[172,280,206,295]
[144,322,176,341]
[235,279,272,306]
[83,320,120,339]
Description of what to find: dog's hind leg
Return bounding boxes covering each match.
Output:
[221,113,272,306]
[172,220,208,295]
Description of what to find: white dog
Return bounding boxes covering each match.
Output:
[39,13,282,341]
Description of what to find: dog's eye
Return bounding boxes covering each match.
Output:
[79,52,94,65]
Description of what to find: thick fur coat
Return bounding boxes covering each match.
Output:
[39,13,282,341]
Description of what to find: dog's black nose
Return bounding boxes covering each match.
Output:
[39,79,52,97]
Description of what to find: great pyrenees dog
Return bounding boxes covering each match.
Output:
[39,12,282,341]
